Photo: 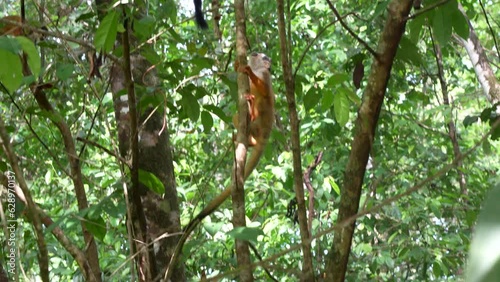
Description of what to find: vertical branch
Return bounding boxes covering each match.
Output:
[16,3,101,279]
[430,28,467,195]
[121,6,156,280]
[276,0,314,280]
[0,118,49,282]
[325,1,413,281]
[233,0,253,280]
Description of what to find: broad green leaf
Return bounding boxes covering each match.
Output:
[0,161,7,172]
[304,87,320,111]
[203,222,224,236]
[219,74,238,100]
[16,37,40,77]
[327,176,340,196]
[204,104,231,124]
[84,215,107,241]
[56,64,75,81]
[75,12,95,22]
[227,227,264,243]
[181,92,200,122]
[0,36,21,53]
[371,0,389,20]
[95,11,119,53]
[201,111,213,133]
[333,91,349,127]
[134,15,155,40]
[191,57,214,74]
[321,90,334,112]
[340,86,361,106]
[408,12,426,43]
[0,49,23,93]
[138,169,165,194]
[396,37,422,66]
[142,48,161,65]
[451,8,469,39]
[466,183,500,282]
[327,73,350,87]
[432,6,452,46]
[463,115,479,127]
[491,119,500,140]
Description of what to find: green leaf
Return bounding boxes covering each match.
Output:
[304,87,320,111]
[204,104,231,124]
[16,36,40,77]
[0,36,21,53]
[490,118,500,140]
[201,111,213,133]
[466,183,500,282]
[341,86,361,106]
[0,49,23,93]
[95,10,119,53]
[56,64,75,81]
[84,215,107,241]
[321,90,334,112]
[463,115,479,127]
[226,227,264,243]
[327,73,350,87]
[134,15,155,40]
[138,169,165,194]
[408,12,426,43]
[432,5,453,46]
[203,222,224,236]
[333,91,349,127]
[482,139,492,155]
[181,92,200,122]
[371,0,389,20]
[328,176,340,196]
[451,7,469,39]
[397,36,422,66]
[219,73,238,100]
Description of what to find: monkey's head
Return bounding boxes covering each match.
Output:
[249,52,271,71]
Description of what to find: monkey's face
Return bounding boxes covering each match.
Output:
[249,52,271,71]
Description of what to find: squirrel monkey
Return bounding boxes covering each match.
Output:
[165,53,274,278]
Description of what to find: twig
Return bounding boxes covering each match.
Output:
[324,0,378,58]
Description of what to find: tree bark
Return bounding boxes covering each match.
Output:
[325,1,413,281]
[232,0,253,280]
[277,0,315,280]
[455,3,500,107]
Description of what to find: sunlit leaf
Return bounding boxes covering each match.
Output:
[95,10,119,53]
[333,91,349,127]
[227,227,264,243]
[16,36,40,77]
[0,49,22,93]
[466,183,500,282]
[138,169,165,195]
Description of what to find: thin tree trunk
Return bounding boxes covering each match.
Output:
[325,1,413,281]
[233,0,253,280]
[431,31,467,195]
[276,0,315,280]
[455,3,500,106]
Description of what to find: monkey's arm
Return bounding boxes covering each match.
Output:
[245,94,257,121]
[241,65,271,97]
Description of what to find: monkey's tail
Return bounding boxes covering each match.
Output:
[244,142,266,180]
[164,186,232,280]
[193,0,208,29]
[165,143,265,279]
